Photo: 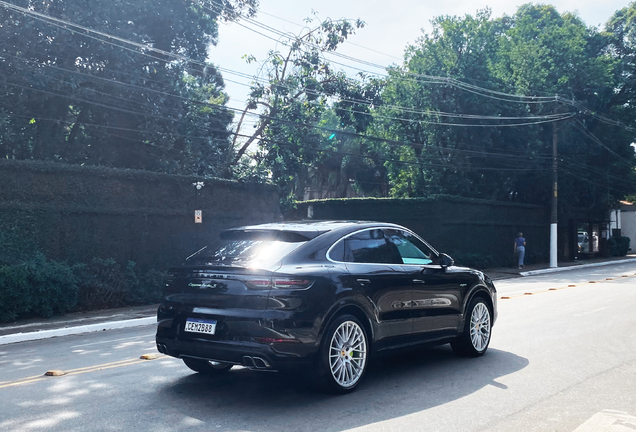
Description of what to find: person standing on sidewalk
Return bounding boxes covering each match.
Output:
[514,232,526,269]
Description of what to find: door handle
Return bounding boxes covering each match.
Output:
[356,278,371,285]
[412,279,426,284]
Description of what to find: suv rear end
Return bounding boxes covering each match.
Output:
[155,225,333,371]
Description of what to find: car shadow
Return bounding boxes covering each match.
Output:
[156,345,528,431]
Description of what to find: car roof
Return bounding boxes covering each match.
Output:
[221,220,402,241]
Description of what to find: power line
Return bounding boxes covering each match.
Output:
[254,8,404,61]
[3,0,628,128]
[205,2,562,103]
[561,168,633,196]
[2,108,554,174]
[210,0,636,133]
[0,0,562,107]
[0,57,577,167]
[1,0,633,169]
[2,46,560,125]
[559,157,635,189]
[572,119,635,167]
[0,2,593,127]
[0,46,577,141]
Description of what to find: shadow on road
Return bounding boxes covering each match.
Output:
[157,346,528,431]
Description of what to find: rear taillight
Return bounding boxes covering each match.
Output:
[241,277,272,290]
[272,278,313,289]
[241,276,314,290]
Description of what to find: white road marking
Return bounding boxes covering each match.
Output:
[573,410,636,431]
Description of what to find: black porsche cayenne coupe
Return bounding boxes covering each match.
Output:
[155,221,497,393]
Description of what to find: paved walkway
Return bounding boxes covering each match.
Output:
[484,253,636,280]
[1,254,635,345]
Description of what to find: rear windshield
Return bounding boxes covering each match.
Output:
[193,239,306,268]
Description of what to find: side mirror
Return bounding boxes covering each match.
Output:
[439,253,454,269]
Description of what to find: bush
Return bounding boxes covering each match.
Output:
[74,258,165,310]
[452,252,496,269]
[0,223,38,265]
[0,253,165,321]
[609,236,631,257]
[125,266,166,305]
[0,264,31,322]
[0,254,78,322]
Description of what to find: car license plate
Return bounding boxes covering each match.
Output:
[184,318,217,335]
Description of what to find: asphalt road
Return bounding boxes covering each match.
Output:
[1,263,635,432]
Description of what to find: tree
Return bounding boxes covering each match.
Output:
[228,16,383,205]
[0,0,257,175]
[372,4,636,210]
[377,9,533,200]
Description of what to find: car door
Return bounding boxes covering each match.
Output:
[385,229,463,339]
[335,228,413,343]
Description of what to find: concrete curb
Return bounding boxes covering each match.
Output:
[0,316,156,346]
[519,258,636,276]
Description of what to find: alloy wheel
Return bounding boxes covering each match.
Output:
[470,302,491,352]
[328,320,367,388]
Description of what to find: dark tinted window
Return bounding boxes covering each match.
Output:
[329,238,346,262]
[343,229,401,264]
[385,229,437,265]
[193,239,305,268]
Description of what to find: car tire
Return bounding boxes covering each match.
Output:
[182,357,233,374]
[451,296,492,357]
[316,314,369,394]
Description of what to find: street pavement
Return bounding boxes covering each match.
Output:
[1,254,635,346]
[1,260,635,431]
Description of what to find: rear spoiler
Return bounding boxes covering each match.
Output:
[220,229,327,242]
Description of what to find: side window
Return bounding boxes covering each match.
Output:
[385,229,437,265]
[328,238,345,262]
[343,229,401,264]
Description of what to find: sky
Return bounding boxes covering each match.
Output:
[208,0,632,123]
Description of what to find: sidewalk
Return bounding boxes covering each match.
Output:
[484,253,636,280]
[0,304,159,345]
[1,254,635,346]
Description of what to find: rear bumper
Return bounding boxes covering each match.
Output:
[155,303,319,370]
[155,335,314,371]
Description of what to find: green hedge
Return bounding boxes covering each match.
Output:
[609,236,631,257]
[0,159,281,271]
[292,196,550,269]
[0,253,166,322]
[0,254,78,322]
[0,159,281,322]
[73,258,165,311]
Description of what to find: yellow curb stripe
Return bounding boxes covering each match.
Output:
[0,374,48,388]
[0,374,44,385]
[0,354,165,389]
[0,376,47,389]
[63,359,146,376]
[61,357,149,374]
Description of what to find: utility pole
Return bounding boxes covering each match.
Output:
[550,122,558,268]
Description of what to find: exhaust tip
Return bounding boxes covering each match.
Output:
[252,357,270,369]
[242,356,255,368]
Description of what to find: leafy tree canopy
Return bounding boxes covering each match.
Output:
[0,0,257,175]
[366,4,636,212]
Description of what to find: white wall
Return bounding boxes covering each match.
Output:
[622,211,636,252]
